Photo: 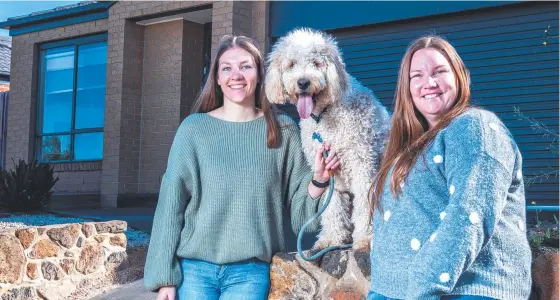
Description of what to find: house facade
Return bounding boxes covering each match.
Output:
[0,1,558,209]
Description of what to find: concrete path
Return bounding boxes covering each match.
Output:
[91,279,154,300]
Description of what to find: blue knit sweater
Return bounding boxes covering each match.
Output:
[144,113,322,291]
[370,108,532,299]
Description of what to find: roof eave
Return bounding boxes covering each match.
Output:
[0,1,115,30]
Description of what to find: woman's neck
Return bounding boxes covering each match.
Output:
[209,101,263,122]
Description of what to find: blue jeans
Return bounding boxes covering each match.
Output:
[366,291,497,300]
[177,258,270,300]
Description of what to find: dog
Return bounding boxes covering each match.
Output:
[265,28,391,251]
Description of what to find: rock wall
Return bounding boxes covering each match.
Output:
[270,248,560,300]
[0,221,128,300]
[269,250,370,300]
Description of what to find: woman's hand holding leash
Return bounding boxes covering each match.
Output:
[314,144,340,182]
[308,144,340,199]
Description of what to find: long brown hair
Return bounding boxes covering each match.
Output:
[191,35,279,148]
[369,35,472,215]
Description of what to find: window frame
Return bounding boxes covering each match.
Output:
[36,33,108,163]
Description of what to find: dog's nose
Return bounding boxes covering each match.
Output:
[297,78,310,90]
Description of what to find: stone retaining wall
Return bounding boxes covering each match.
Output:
[269,248,559,300]
[0,221,128,300]
[269,250,370,300]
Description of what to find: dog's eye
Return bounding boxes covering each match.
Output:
[284,61,295,70]
[314,61,324,68]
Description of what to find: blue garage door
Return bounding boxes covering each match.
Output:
[328,2,558,206]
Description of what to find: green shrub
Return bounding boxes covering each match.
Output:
[0,159,59,212]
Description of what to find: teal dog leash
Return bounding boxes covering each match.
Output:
[297,132,352,261]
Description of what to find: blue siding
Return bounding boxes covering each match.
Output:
[270,1,514,37]
[273,2,559,206]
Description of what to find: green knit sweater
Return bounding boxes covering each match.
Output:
[144,113,322,291]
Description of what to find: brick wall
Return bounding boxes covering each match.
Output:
[52,162,102,193]
[137,19,204,195]
[54,171,102,193]
[138,20,183,194]
[252,1,269,54]
[101,16,145,207]
[211,1,253,57]
[180,20,205,120]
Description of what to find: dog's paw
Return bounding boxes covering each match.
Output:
[352,237,371,252]
[311,239,333,252]
[312,237,351,251]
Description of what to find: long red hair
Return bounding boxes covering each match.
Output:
[369,35,472,215]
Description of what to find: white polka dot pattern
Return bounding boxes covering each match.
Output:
[384,211,391,221]
[469,212,480,224]
[449,185,455,195]
[433,155,443,164]
[411,238,421,251]
[440,273,450,283]
[440,212,446,220]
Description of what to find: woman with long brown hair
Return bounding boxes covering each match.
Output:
[144,35,340,300]
[367,35,531,299]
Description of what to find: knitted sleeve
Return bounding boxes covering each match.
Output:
[406,110,518,299]
[144,119,194,292]
[279,118,323,234]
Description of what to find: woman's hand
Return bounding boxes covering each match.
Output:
[313,144,341,183]
[156,286,176,300]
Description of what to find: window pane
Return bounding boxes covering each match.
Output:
[74,132,103,160]
[42,93,73,134]
[45,47,74,93]
[40,135,71,161]
[75,42,107,129]
[42,46,74,133]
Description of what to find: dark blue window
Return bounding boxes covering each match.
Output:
[37,34,107,162]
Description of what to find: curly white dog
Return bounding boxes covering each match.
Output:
[265,28,391,251]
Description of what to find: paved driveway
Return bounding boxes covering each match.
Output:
[91,279,154,300]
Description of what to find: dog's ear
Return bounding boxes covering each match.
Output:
[265,53,287,104]
[324,51,349,104]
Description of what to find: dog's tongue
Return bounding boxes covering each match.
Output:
[297,94,314,119]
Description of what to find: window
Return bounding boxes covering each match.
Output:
[37,34,107,162]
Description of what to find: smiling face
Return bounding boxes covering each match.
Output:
[409,48,458,128]
[216,47,258,106]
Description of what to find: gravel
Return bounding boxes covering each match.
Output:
[0,213,151,247]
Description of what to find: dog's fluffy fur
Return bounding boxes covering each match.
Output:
[266,28,391,251]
